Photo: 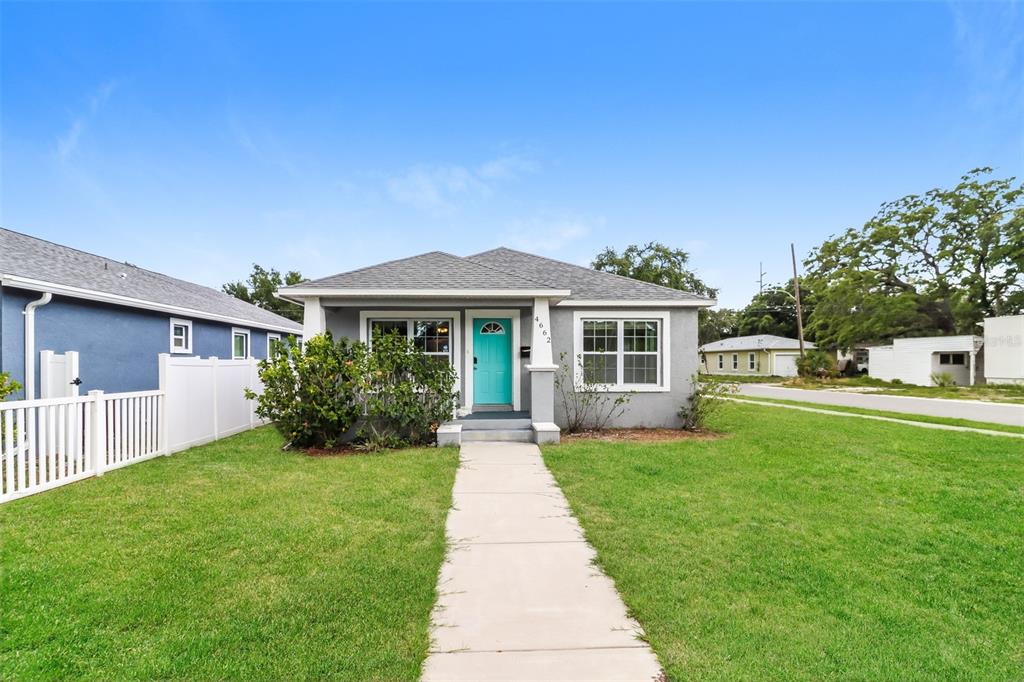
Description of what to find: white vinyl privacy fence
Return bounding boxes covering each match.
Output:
[1,354,264,504]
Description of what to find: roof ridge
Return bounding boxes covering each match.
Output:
[292,249,554,290]
[470,246,714,301]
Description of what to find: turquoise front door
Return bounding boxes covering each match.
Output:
[473,318,513,405]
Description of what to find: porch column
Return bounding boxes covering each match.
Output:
[527,297,560,443]
[302,296,326,339]
[969,350,977,386]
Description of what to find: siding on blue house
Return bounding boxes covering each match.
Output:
[0,285,295,399]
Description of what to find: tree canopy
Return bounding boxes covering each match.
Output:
[591,242,722,345]
[223,264,305,322]
[734,279,812,340]
[804,168,1024,350]
[592,242,718,299]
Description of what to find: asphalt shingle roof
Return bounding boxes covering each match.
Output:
[290,251,558,290]
[699,335,815,352]
[0,228,301,331]
[467,247,714,302]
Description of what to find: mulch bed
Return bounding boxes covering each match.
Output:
[299,444,366,457]
[562,427,718,443]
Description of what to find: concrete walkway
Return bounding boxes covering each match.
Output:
[737,384,1024,427]
[422,442,662,682]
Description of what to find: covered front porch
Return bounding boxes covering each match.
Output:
[300,295,563,444]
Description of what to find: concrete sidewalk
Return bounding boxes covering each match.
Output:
[422,442,662,682]
[737,384,1024,427]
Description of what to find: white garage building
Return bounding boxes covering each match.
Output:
[983,314,1024,385]
[868,335,984,386]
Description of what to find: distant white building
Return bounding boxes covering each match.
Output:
[868,335,984,386]
[983,314,1024,385]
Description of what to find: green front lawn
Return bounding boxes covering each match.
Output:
[544,404,1024,680]
[1,427,458,680]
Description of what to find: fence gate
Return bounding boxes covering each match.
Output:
[40,350,80,399]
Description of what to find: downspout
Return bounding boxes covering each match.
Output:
[23,292,52,400]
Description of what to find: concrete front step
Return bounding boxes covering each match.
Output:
[459,418,532,431]
[460,429,535,443]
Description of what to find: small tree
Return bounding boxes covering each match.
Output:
[796,349,837,380]
[357,331,458,449]
[554,353,632,433]
[678,375,737,431]
[247,334,363,449]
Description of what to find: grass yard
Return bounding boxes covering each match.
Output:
[544,404,1024,680]
[1,427,459,681]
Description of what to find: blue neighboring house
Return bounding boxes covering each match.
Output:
[1,228,302,400]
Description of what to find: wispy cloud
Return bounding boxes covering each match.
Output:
[948,2,1023,117]
[228,114,299,176]
[386,154,539,213]
[56,80,117,162]
[501,214,599,253]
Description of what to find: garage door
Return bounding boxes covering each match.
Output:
[774,353,799,377]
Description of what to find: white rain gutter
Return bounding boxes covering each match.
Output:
[23,291,52,400]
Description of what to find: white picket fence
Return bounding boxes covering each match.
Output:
[0,355,264,504]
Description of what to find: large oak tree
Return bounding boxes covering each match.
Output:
[804,169,1024,350]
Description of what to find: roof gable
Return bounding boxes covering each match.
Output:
[0,228,301,331]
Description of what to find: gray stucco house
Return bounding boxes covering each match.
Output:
[278,248,715,443]
[1,228,301,400]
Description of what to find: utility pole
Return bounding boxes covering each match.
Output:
[756,262,767,296]
[790,243,805,357]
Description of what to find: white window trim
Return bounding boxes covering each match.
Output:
[748,352,756,371]
[267,332,282,357]
[169,318,193,354]
[465,309,521,411]
[357,310,463,404]
[231,327,251,360]
[732,353,739,370]
[718,353,723,370]
[571,310,671,392]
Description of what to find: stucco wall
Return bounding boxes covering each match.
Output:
[700,348,772,376]
[325,303,533,410]
[549,306,699,428]
[1,286,285,399]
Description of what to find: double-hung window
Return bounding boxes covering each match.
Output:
[267,333,283,357]
[575,312,669,391]
[748,352,756,371]
[732,353,738,370]
[232,328,251,359]
[718,353,724,370]
[368,317,454,367]
[170,318,192,354]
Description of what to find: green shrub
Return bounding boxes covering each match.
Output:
[357,330,458,450]
[247,334,363,449]
[930,371,957,387]
[796,349,837,379]
[679,374,737,431]
[248,332,458,451]
[0,372,21,402]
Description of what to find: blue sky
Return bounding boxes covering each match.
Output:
[2,2,1021,308]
